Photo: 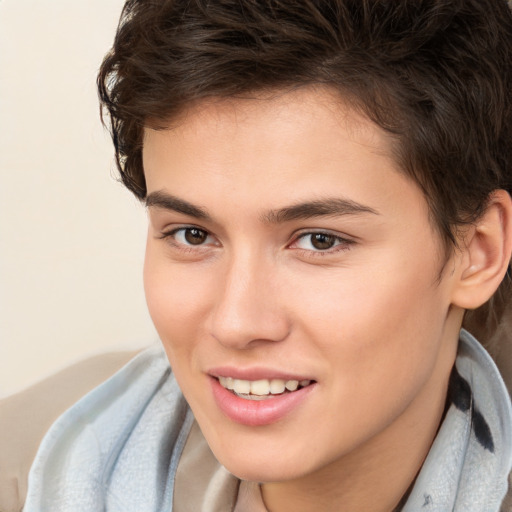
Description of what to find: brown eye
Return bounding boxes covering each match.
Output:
[291,231,353,254]
[310,233,337,250]
[184,228,208,245]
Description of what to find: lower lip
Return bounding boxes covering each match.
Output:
[210,377,315,426]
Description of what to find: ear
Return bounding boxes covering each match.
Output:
[451,190,512,309]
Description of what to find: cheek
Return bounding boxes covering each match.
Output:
[284,272,448,447]
[293,249,449,384]
[143,244,213,351]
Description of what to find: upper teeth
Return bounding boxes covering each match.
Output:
[218,376,311,396]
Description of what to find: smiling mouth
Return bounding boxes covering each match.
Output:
[217,376,314,401]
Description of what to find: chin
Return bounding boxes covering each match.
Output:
[221,458,301,483]
[207,436,312,483]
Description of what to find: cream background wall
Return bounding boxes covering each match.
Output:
[0,0,157,398]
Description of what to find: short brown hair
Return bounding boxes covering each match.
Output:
[98,0,512,249]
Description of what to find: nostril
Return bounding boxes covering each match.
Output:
[209,313,291,349]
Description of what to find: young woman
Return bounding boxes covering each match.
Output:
[24,1,512,510]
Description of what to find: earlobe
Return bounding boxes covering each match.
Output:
[451,190,512,310]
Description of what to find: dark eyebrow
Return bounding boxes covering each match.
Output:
[146,191,378,224]
[145,191,210,219]
[263,198,379,223]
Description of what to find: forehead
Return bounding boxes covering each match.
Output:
[141,87,427,230]
[142,87,396,178]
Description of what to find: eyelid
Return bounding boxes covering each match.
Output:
[288,229,355,254]
[158,225,219,247]
[157,225,354,255]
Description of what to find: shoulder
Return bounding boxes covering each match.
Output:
[23,345,188,512]
[0,350,139,512]
[502,472,512,512]
[501,472,512,512]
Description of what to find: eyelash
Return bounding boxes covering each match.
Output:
[158,226,216,251]
[290,231,355,256]
[158,226,355,256]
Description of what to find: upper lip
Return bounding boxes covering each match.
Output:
[207,366,315,382]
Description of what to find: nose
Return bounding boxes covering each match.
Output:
[209,251,291,349]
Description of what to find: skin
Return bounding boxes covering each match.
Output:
[142,88,471,511]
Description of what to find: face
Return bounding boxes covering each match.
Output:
[143,88,462,484]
